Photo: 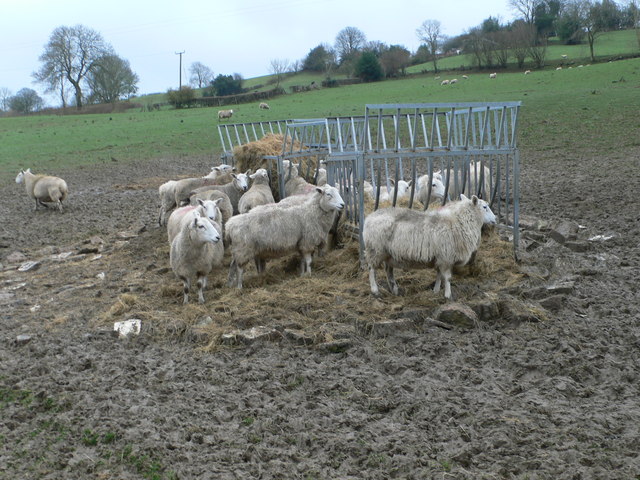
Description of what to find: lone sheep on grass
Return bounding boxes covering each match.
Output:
[218,109,234,120]
[16,168,68,212]
[363,194,496,299]
[259,102,270,110]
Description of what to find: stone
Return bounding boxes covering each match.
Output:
[469,299,500,322]
[15,334,32,345]
[564,241,590,253]
[548,220,580,244]
[369,318,415,337]
[113,319,141,337]
[318,339,353,353]
[6,251,27,264]
[221,326,279,345]
[433,303,479,329]
[539,295,565,312]
[17,261,40,272]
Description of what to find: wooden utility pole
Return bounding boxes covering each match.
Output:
[175,51,185,89]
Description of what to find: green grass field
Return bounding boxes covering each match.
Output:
[1,33,639,179]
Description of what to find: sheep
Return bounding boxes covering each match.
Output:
[15,168,68,212]
[282,161,315,197]
[315,167,327,186]
[524,70,531,75]
[380,180,411,203]
[556,67,563,71]
[364,194,496,299]
[193,172,250,215]
[225,185,345,288]
[435,163,492,201]
[172,166,237,209]
[166,198,223,245]
[462,75,469,80]
[190,189,233,227]
[218,109,234,120]
[416,174,446,207]
[158,165,232,226]
[561,54,568,59]
[238,168,275,214]
[259,102,270,110]
[440,79,450,86]
[450,78,459,84]
[489,72,497,79]
[170,211,223,304]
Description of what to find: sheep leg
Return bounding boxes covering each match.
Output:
[434,271,442,294]
[384,262,399,295]
[442,268,453,299]
[227,259,238,287]
[300,253,312,275]
[235,265,244,289]
[196,274,207,304]
[368,266,380,296]
[57,200,63,213]
[181,276,190,304]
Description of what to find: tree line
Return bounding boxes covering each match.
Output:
[1,0,638,114]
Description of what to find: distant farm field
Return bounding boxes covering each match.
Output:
[1,56,639,179]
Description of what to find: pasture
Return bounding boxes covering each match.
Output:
[1,55,640,479]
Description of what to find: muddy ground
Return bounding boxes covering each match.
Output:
[1,146,639,479]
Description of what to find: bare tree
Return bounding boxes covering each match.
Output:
[509,0,542,25]
[86,54,139,103]
[33,25,112,109]
[189,62,214,89]
[269,58,290,88]
[335,26,366,63]
[0,87,12,112]
[379,45,411,77]
[509,21,537,68]
[416,19,443,73]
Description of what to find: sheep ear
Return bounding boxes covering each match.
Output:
[407,179,413,187]
[213,166,221,172]
[389,179,395,186]
[315,187,323,194]
[214,198,222,206]
[472,195,479,205]
[460,193,468,201]
[245,170,250,176]
[231,173,237,179]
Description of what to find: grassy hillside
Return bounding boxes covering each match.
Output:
[1,55,638,179]
[407,29,640,74]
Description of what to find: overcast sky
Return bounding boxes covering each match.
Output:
[1,0,514,102]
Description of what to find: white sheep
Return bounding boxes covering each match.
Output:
[170,211,223,304]
[462,75,469,80]
[158,165,233,226]
[489,72,497,79]
[380,180,411,203]
[282,160,315,197]
[238,168,275,214]
[190,189,233,227]
[315,168,327,186]
[450,78,458,84]
[218,109,234,120]
[364,194,496,299]
[16,169,68,212]
[440,79,450,86]
[416,174,446,207]
[259,102,270,110]
[194,172,250,215]
[524,70,531,75]
[225,185,345,288]
[166,198,223,244]
[435,163,492,201]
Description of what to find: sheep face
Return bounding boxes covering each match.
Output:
[430,178,446,200]
[317,185,345,212]
[189,213,221,244]
[250,169,269,182]
[462,194,496,225]
[15,170,25,184]
[233,172,250,192]
[198,198,223,224]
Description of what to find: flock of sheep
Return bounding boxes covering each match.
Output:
[15,158,497,304]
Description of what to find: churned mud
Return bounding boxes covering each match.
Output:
[1,147,639,479]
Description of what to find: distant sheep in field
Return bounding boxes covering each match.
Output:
[524,70,531,75]
[440,79,450,86]
[489,73,497,79]
[218,109,234,120]
[556,67,563,71]
[561,54,568,59]
[462,75,469,80]
[364,194,496,299]
[450,78,458,84]
[225,185,345,288]
[238,168,275,214]
[170,210,223,304]
[16,168,68,212]
[259,102,270,110]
